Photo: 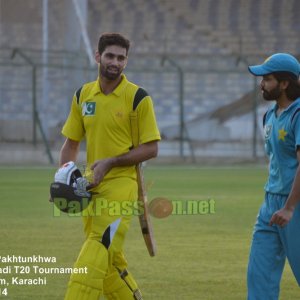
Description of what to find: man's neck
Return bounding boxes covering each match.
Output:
[276,96,293,110]
[99,75,123,95]
[276,96,293,116]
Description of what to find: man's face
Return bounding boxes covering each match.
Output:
[260,74,282,101]
[96,45,128,80]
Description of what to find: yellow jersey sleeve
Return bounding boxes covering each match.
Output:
[136,95,161,144]
[61,93,85,141]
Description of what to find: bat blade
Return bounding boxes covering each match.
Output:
[136,164,157,257]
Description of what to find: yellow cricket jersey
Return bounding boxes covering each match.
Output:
[62,74,161,180]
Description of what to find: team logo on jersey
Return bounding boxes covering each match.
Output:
[115,111,124,118]
[264,124,272,140]
[278,128,287,141]
[82,102,96,116]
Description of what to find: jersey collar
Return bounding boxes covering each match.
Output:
[92,74,129,97]
[112,74,129,96]
[272,97,300,114]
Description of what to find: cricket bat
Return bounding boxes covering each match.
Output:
[130,99,157,257]
[136,163,157,257]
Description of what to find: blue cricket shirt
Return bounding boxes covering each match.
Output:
[263,97,300,195]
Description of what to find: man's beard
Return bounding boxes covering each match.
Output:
[262,85,282,101]
[99,64,122,80]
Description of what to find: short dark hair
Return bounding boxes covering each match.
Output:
[273,71,300,101]
[98,33,130,56]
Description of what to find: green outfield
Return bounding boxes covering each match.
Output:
[0,165,299,300]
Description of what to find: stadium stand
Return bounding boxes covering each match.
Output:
[0,0,299,162]
[88,0,230,55]
[1,0,299,56]
[159,0,300,55]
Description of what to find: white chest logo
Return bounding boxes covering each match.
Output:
[264,124,272,140]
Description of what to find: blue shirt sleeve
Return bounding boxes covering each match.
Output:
[292,111,300,150]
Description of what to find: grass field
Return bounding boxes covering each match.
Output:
[0,165,299,300]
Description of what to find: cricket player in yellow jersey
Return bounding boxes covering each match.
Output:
[59,33,161,300]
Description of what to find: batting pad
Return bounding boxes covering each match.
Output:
[64,239,108,300]
[104,268,143,300]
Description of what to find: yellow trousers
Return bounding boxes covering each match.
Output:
[64,177,142,300]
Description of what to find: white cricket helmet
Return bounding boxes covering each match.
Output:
[50,161,92,213]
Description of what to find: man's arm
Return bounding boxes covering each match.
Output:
[49,138,80,202]
[89,140,158,188]
[269,149,300,227]
[59,138,80,166]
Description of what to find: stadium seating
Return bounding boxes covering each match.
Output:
[158,0,300,55]
[0,0,299,157]
[2,0,299,56]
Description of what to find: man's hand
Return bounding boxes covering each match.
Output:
[88,158,114,188]
[87,141,158,189]
[269,207,294,227]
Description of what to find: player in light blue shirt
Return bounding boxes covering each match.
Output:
[247,53,300,299]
